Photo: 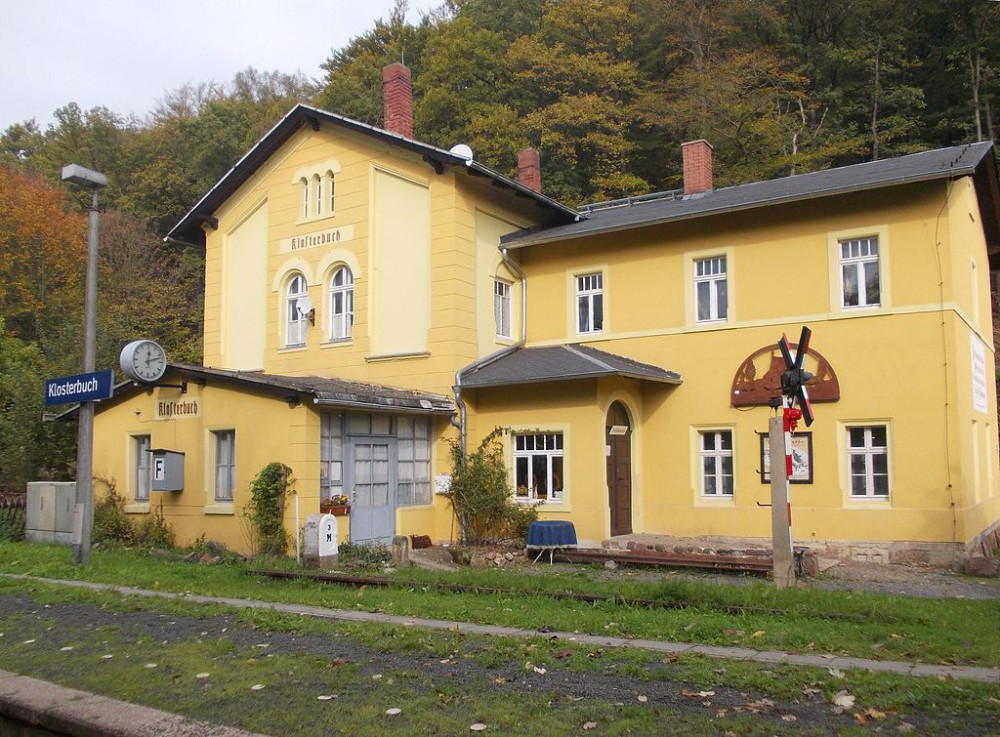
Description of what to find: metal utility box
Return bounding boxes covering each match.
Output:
[150,449,185,491]
[25,481,76,544]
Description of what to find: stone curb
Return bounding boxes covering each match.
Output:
[0,669,268,737]
[4,574,999,684]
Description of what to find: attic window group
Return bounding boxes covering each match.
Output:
[300,170,336,221]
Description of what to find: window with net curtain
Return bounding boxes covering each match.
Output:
[329,266,354,340]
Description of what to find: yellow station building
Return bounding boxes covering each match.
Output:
[92,64,1000,564]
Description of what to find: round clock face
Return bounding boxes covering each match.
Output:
[120,340,167,383]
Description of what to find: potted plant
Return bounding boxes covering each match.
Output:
[321,493,351,515]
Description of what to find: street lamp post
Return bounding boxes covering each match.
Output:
[62,164,107,566]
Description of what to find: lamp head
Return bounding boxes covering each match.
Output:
[61,164,107,188]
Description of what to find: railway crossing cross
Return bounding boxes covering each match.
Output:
[769,326,815,588]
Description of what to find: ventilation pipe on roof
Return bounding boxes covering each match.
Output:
[681,139,713,196]
[451,247,527,456]
[382,62,413,138]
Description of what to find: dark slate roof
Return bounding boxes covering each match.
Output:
[458,344,682,389]
[86,364,454,416]
[167,104,579,244]
[502,142,999,248]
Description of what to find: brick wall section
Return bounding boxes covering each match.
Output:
[382,63,413,138]
[681,139,713,195]
[517,147,542,192]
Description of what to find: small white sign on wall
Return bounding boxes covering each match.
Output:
[434,474,452,495]
[971,334,988,414]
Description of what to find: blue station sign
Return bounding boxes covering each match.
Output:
[45,370,115,406]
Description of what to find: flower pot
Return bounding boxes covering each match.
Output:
[321,503,350,515]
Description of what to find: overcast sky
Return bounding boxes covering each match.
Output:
[0,0,440,132]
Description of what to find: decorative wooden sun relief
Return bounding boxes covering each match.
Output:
[731,343,839,407]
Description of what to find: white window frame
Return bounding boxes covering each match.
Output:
[513,433,564,503]
[314,174,322,217]
[846,425,889,498]
[694,256,728,323]
[494,278,512,339]
[699,430,734,497]
[327,170,336,214]
[286,274,308,347]
[329,266,354,341]
[575,273,603,334]
[839,236,881,309]
[301,177,309,219]
[213,430,235,503]
[134,434,151,503]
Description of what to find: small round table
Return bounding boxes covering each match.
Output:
[526,521,577,564]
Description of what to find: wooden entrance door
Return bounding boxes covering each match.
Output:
[606,402,633,536]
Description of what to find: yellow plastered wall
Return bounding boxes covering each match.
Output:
[202,127,545,397]
[93,380,329,553]
[495,178,1000,546]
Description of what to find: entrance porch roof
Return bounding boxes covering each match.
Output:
[458,344,681,389]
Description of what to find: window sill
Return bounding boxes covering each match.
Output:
[125,503,150,514]
[365,351,431,362]
[322,338,353,348]
[515,498,566,506]
[845,495,891,508]
[204,503,235,515]
[698,494,735,505]
[279,344,307,353]
[294,214,336,227]
[689,320,733,332]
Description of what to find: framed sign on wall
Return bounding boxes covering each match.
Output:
[760,432,813,484]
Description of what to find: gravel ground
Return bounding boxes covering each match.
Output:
[814,560,1000,599]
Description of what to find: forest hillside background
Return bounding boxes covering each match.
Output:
[2,0,999,490]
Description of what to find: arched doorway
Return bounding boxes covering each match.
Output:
[606,401,633,536]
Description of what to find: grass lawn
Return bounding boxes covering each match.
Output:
[0,541,998,736]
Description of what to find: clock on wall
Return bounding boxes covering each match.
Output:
[120,339,167,383]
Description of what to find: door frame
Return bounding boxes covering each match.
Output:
[346,437,397,544]
[606,401,633,537]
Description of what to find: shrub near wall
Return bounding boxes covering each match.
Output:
[246,463,295,556]
[444,429,538,545]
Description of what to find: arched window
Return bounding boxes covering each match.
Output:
[313,174,322,217]
[286,274,308,346]
[300,178,309,219]
[327,170,336,214]
[329,266,354,340]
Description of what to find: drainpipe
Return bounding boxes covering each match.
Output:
[451,247,527,456]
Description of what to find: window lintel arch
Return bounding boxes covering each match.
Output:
[291,158,342,185]
[271,258,315,292]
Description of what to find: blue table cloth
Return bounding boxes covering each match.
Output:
[526,520,577,548]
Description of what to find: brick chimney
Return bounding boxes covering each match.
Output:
[517,147,542,193]
[382,62,413,138]
[681,140,713,195]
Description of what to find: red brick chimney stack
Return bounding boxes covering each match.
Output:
[382,62,413,138]
[517,147,542,193]
[681,140,713,195]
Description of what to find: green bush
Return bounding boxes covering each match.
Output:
[134,501,174,548]
[92,478,135,546]
[246,463,294,556]
[338,541,392,568]
[0,505,25,542]
[444,429,539,545]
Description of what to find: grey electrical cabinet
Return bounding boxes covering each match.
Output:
[150,449,185,491]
